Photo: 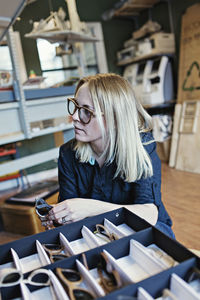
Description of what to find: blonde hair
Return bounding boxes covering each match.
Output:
[74,73,153,182]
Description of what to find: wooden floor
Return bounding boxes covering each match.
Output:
[0,163,200,252]
[161,163,200,251]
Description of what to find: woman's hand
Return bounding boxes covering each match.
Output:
[47,198,118,225]
[46,198,158,227]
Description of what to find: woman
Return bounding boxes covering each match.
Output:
[46,73,174,238]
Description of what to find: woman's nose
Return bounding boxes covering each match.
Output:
[72,108,80,122]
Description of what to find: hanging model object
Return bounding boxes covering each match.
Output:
[25,0,99,44]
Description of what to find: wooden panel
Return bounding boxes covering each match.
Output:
[169,103,182,167]
[175,101,200,173]
[179,101,199,133]
[177,3,200,103]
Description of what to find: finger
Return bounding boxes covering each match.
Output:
[49,210,72,222]
[58,215,73,225]
[41,220,53,227]
[49,202,70,215]
[45,224,53,230]
[39,216,49,222]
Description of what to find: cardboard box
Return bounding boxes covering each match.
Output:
[177,3,200,103]
[149,32,175,53]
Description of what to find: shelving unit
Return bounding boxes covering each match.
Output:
[120,52,176,115]
[0,2,108,178]
[0,90,74,145]
[105,0,176,114]
[0,1,90,178]
[0,26,75,144]
[0,144,23,186]
[0,17,75,177]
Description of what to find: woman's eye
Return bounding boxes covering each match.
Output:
[83,109,92,117]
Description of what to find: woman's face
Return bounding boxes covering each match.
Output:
[72,83,104,146]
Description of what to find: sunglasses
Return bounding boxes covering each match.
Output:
[35,198,60,229]
[35,198,53,219]
[42,243,69,263]
[0,268,51,288]
[56,268,95,300]
[67,98,96,124]
[97,252,122,294]
[94,224,118,243]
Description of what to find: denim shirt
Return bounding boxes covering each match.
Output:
[58,132,174,237]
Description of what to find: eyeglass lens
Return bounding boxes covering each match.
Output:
[98,226,110,238]
[62,270,81,282]
[51,254,67,262]
[43,244,63,251]
[31,273,50,285]
[68,99,92,124]
[73,289,94,300]
[2,273,21,284]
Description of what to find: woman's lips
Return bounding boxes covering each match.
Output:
[75,127,84,133]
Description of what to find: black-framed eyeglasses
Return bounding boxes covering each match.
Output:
[35,198,61,229]
[35,198,53,219]
[67,97,95,124]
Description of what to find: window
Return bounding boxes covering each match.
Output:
[36,22,108,87]
[0,42,13,89]
[0,44,12,70]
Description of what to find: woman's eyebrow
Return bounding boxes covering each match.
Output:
[83,104,95,110]
[75,98,95,110]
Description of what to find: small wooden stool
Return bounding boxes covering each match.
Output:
[0,192,58,235]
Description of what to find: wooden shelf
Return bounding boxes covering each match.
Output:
[117,50,174,66]
[114,0,160,17]
[25,30,99,44]
[145,101,176,115]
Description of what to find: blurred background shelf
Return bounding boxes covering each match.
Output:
[113,0,160,17]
